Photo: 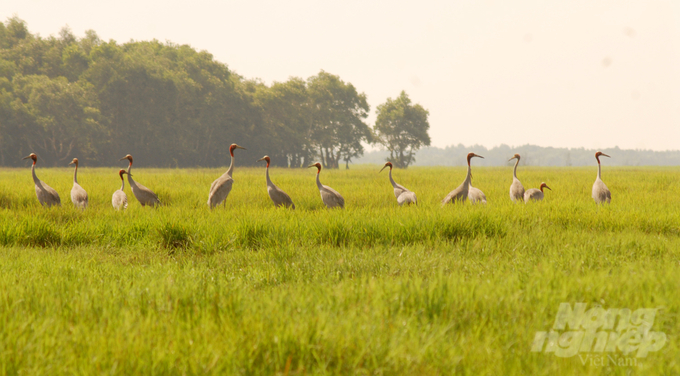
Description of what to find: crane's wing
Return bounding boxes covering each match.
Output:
[468,186,486,204]
[442,185,465,205]
[112,190,128,210]
[208,175,233,208]
[321,185,344,208]
[132,181,161,206]
[397,191,417,206]
[393,184,409,199]
[71,183,88,209]
[36,181,61,207]
[268,185,295,208]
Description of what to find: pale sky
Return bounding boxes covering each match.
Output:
[4,0,680,151]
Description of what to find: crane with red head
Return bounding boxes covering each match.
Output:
[112,169,130,210]
[524,182,552,203]
[69,158,88,209]
[379,162,417,206]
[22,153,61,207]
[119,154,161,207]
[308,162,344,209]
[508,153,525,202]
[208,143,246,209]
[592,151,611,204]
[257,156,295,209]
[441,152,484,205]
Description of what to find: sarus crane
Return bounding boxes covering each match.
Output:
[23,153,60,207]
[592,151,611,204]
[119,154,161,207]
[257,156,295,209]
[69,158,88,209]
[208,144,246,209]
[442,153,484,205]
[524,182,551,203]
[508,154,525,202]
[112,169,129,210]
[379,162,417,205]
[309,162,344,209]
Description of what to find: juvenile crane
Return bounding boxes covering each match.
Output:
[309,162,344,209]
[22,153,60,207]
[508,154,525,202]
[524,182,551,203]
[257,156,295,209]
[119,154,161,207]
[69,158,88,209]
[112,169,129,210]
[379,162,417,206]
[468,184,487,204]
[592,151,611,204]
[441,153,484,205]
[208,144,246,209]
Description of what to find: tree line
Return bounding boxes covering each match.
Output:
[357,144,680,167]
[0,17,430,168]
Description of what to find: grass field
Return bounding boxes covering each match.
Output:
[0,164,679,375]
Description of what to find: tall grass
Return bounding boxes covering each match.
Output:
[0,165,679,374]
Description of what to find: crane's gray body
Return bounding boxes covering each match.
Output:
[70,164,88,209]
[30,163,60,207]
[208,155,238,209]
[509,157,524,202]
[112,175,128,210]
[468,184,487,204]
[127,163,161,207]
[442,165,472,205]
[316,173,344,209]
[592,162,611,204]
[264,167,295,209]
[387,169,417,206]
[524,188,544,203]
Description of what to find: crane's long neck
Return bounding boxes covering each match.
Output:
[597,162,602,180]
[126,162,133,185]
[513,159,519,180]
[73,164,78,184]
[120,176,125,191]
[388,168,397,188]
[265,165,272,186]
[316,170,323,190]
[31,162,39,184]
[465,164,472,185]
[227,153,235,177]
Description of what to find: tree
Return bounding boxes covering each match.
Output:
[11,74,102,165]
[253,77,314,167]
[374,91,430,168]
[307,71,371,169]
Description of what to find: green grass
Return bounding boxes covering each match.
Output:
[0,165,679,375]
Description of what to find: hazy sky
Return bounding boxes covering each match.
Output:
[4,0,680,151]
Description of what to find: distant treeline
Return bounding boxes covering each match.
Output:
[0,17,430,168]
[357,144,680,167]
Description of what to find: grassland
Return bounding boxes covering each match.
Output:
[0,164,679,375]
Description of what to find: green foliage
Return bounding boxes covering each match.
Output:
[307,71,372,169]
[0,18,404,170]
[375,91,431,168]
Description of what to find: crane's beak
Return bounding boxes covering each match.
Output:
[545,185,552,191]
[307,164,315,168]
[119,157,128,161]
[475,154,484,159]
[379,165,389,173]
[257,157,266,162]
[235,146,247,150]
[22,156,31,160]
[601,153,610,158]
[508,156,516,161]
